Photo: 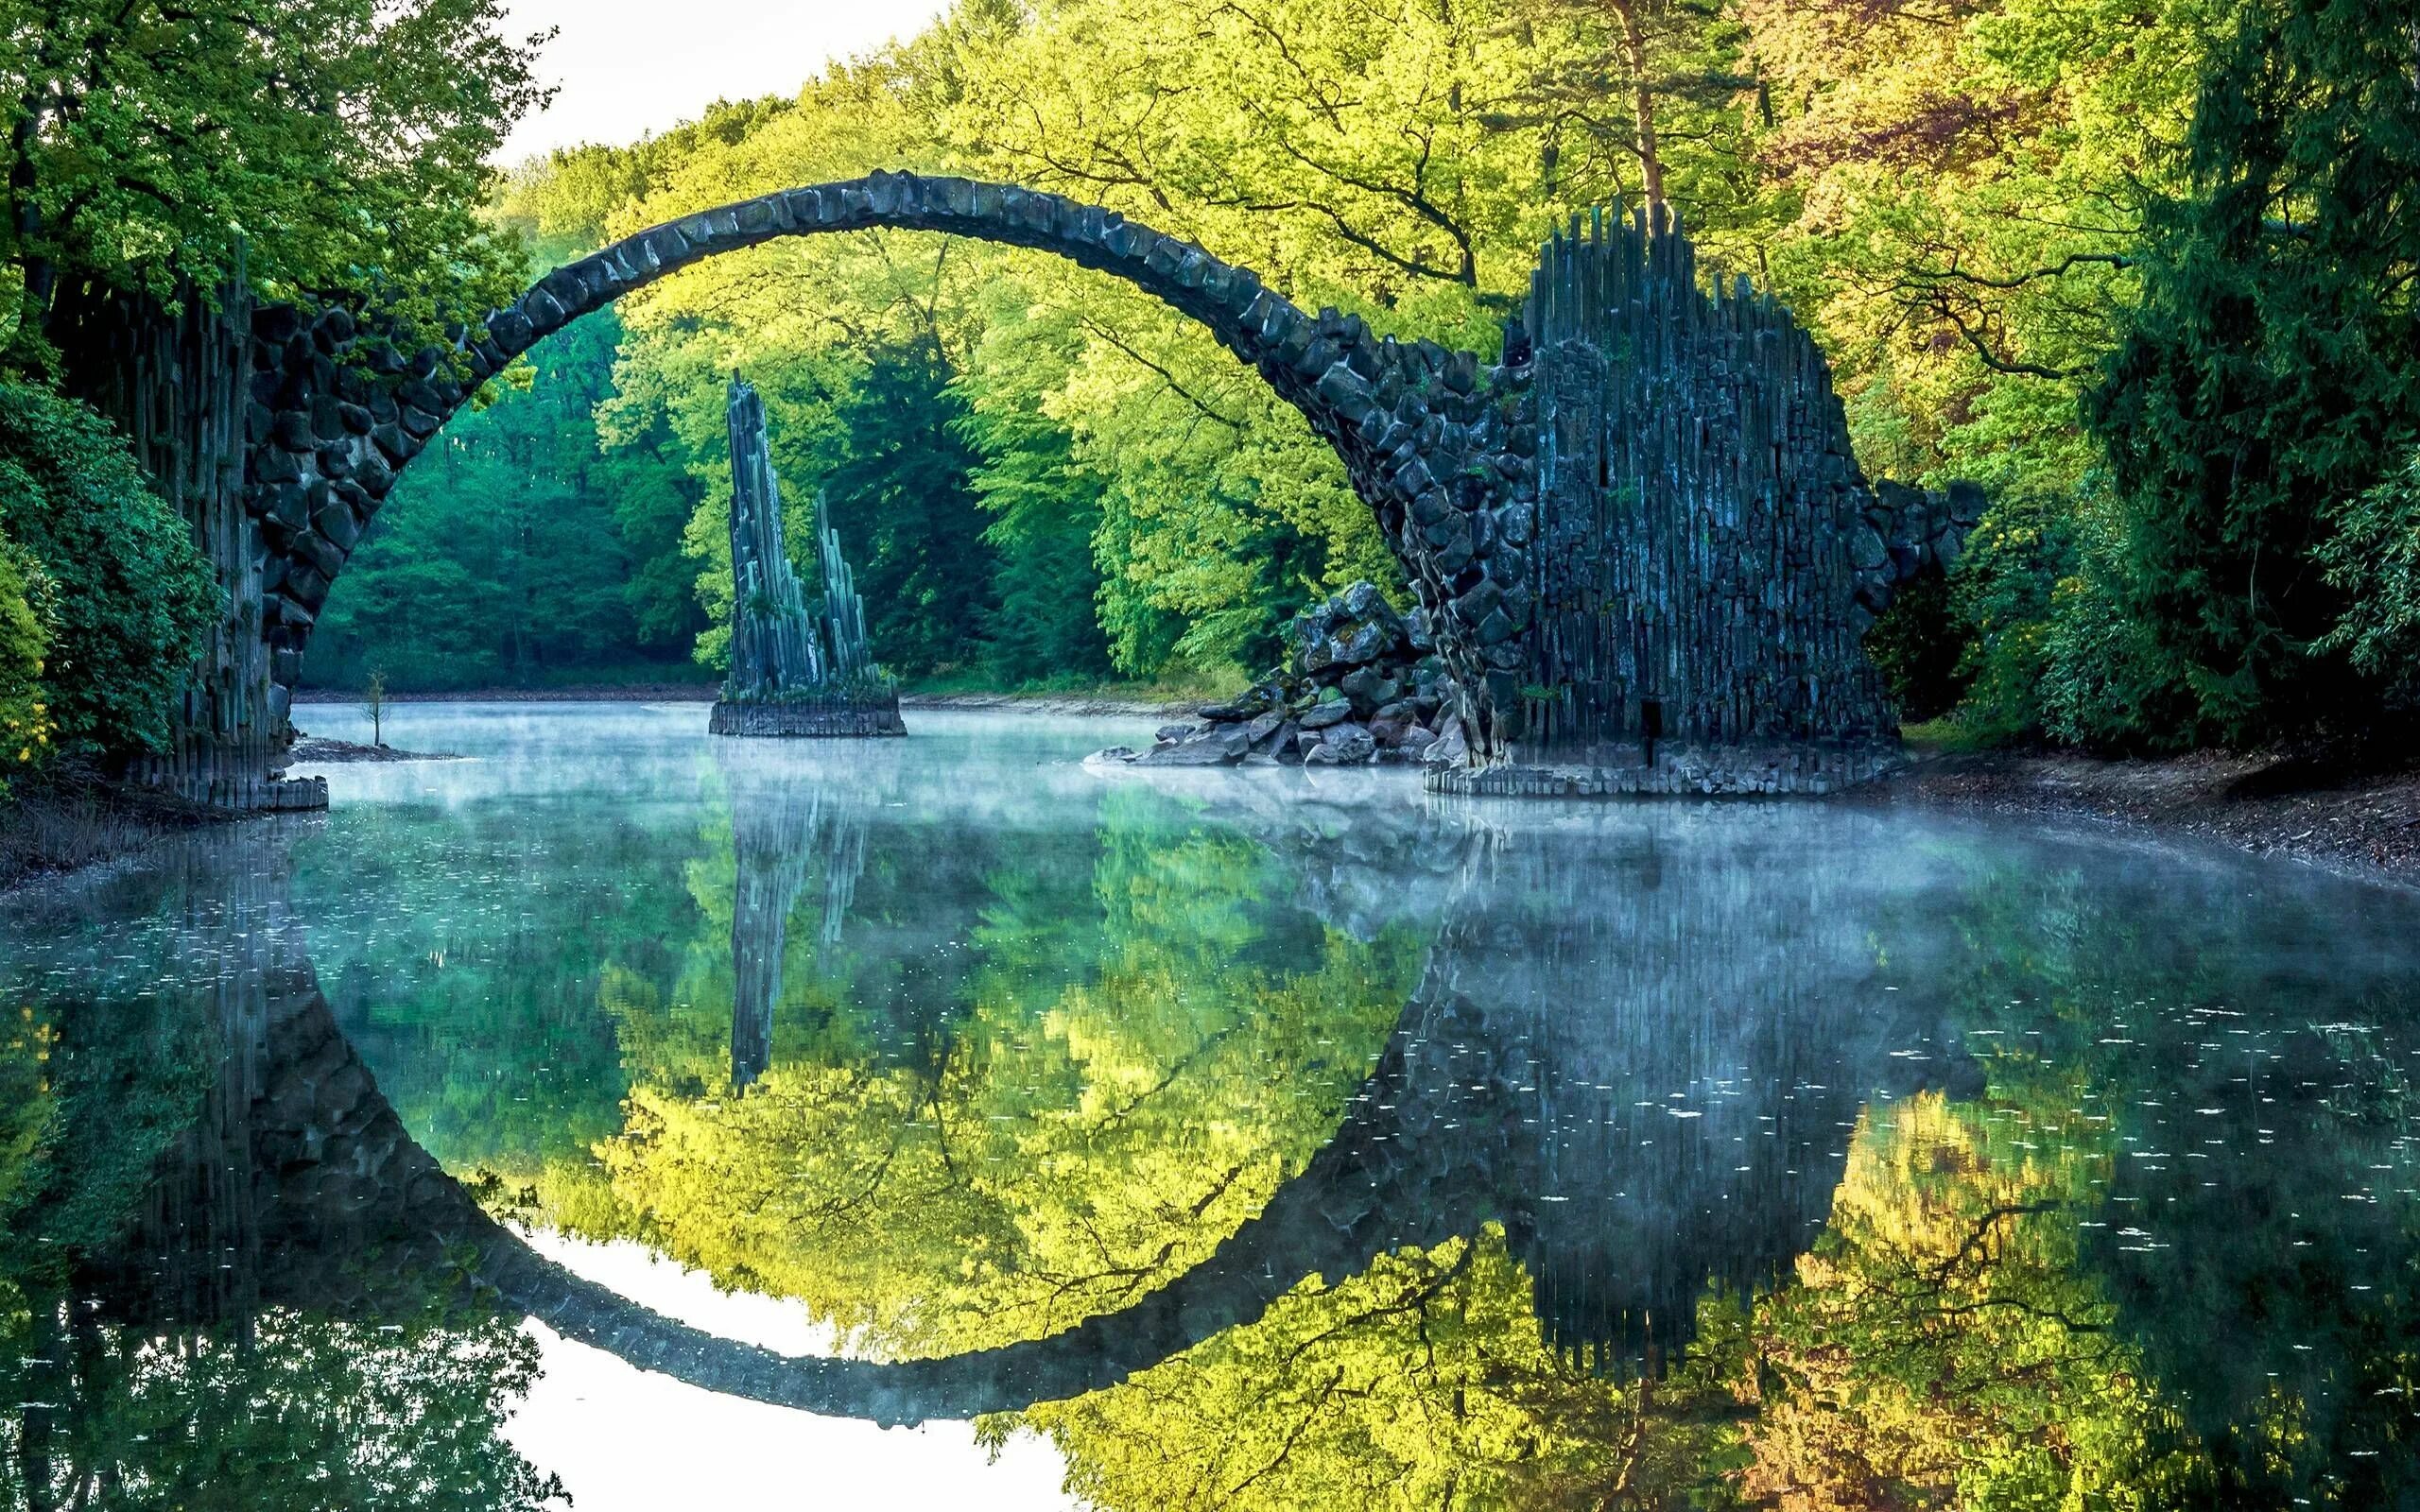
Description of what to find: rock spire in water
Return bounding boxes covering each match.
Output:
[710,376,905,737]
[722,376,823,699]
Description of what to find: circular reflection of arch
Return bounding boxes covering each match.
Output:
[98,943,1511,1426]
[84,807,1979,1426]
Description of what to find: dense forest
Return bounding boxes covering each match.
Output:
[5,0,2420,750]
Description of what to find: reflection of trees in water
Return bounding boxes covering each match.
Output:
[1001,817,2420,1509]
[16,805,2420,1507]
[0,840,566,1511]
[599,782,1428,1360]
[1725,850,2420,1507]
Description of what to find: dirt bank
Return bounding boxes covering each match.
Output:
[1868,748,2420,888]
[287,737,466,764]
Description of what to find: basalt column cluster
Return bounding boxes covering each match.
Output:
[1435,206,1986,796]
[708,377,905,738]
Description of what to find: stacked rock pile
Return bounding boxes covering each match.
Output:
[1851,480,1989,623]
[1101,583,1470,770]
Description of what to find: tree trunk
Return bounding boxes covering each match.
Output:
[1608,0,1666,214]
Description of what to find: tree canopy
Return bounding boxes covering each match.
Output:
[286,0,2420,745]
[2,0,550,358]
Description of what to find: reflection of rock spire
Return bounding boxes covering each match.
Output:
[722,751,872,1089]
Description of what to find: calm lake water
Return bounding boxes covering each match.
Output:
[5,702,2420,1508]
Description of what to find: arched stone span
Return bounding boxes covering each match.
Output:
[242,170,1542,760]
[179,173,1986,809]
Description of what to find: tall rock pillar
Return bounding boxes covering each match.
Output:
[708,377,905,738]
[55,279,325,811]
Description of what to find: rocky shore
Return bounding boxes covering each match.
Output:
[286,736,466,764]
[1094,583,1467,770]
[1866,747,2420,889]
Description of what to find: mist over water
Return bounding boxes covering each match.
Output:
[5,703,2419,1507]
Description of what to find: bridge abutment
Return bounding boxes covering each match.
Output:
[56,279,327,812]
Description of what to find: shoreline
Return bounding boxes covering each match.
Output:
[14,709,2418,896]
[295,683,717,704]
[0,778,253,899]
[1862,748,2420,891]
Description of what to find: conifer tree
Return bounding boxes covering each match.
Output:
[2087,0,2420,744]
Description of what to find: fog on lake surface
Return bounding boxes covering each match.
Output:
[3,702,2418,1509]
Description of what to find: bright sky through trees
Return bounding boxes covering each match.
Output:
[493,0,949,163]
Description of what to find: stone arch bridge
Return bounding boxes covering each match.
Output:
[74,172,1977,807]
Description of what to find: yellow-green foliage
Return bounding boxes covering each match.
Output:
[475,0,2317,727]
[596,920,1420,1356]
[0,542,52,786]
[1005,1227,1746,1511]
[518,0,1770,682]
[1738,1091,2200,1506]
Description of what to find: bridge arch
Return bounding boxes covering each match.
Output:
[242,171,1538,755]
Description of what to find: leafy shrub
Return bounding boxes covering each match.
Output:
[2317,448,2420,707]
[0,539,53,791]
[1947,489,2194,750]
[0,377,214,760]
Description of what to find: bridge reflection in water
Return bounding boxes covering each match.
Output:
[14,789,2420,1505]
[58,797,1969,1401]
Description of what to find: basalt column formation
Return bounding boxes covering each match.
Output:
[1431,205,1984,797]
[52,280,327,810]
[708,377,905,738]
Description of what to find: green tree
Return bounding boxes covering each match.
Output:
[305,311,705,692]
[2,0,549,362]
[955,302,1116,686]
[573,0,1779,687]
[2085,0,2420,746]
[815,335,995,679]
